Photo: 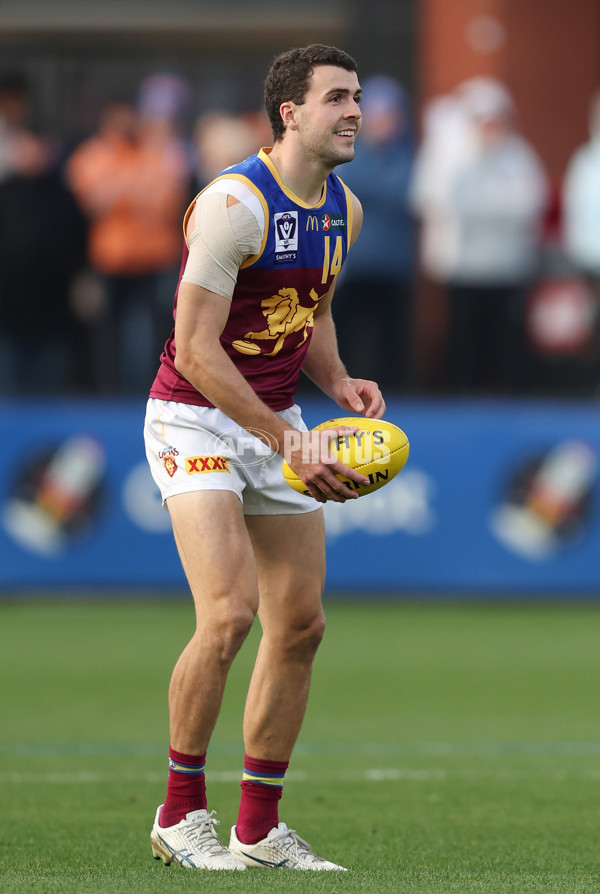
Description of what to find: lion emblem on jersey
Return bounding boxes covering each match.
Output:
[232,287,320,357]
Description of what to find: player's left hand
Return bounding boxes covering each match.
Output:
[333,376,386,419]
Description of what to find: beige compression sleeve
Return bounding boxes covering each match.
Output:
[180,191,263,299]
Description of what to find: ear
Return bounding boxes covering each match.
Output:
[280,101,299,132]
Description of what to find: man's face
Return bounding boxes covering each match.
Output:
[290,65,362,166]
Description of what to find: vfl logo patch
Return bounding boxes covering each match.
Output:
[274,211,298,263]
[274,211,297,249]
[185,456,230,474]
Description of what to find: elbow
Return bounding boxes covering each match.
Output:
[174,344,198,383]
[173,340,218,397]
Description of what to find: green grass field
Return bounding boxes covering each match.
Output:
[2,597,600,893]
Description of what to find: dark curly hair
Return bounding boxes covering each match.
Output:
[264,44,358,142]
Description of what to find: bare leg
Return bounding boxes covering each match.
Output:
[166,490,259,755]
[243,508,326,760]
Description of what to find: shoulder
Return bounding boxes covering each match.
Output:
[187,174,267,241]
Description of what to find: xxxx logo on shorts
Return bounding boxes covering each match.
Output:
[185,455,231,474]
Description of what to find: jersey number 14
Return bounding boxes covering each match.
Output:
[321,235,343,284]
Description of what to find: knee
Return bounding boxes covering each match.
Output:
[279,611,326,662]
[201,606,255,666]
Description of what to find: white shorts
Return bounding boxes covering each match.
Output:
[144,398,318,516]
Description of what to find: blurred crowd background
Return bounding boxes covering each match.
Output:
[1,0,600,400]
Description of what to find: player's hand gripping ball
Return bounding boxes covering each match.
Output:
[281,416,409,498]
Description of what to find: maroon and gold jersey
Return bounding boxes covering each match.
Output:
[149,148,353,410]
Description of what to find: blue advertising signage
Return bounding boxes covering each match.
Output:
[1,397,599,594]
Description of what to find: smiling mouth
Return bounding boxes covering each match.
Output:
[335,130,356,138]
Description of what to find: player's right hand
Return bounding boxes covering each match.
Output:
[283,426,369,503]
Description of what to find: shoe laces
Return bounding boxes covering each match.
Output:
[184,810,229,856]
[269,825,322,864]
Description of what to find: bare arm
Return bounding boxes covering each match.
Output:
[174,283,290,448]
[174,194,291,447]
[303,190,386,420]
[303,286,386,420]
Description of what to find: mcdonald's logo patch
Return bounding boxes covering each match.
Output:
[306,215,319,231]
[185,456,231,474]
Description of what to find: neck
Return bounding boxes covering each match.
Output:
[267,143,330,206]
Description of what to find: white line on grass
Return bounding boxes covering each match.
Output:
[3,741,600,757]
[2,766,600,785]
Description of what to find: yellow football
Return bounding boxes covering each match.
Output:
[281,416,409,498]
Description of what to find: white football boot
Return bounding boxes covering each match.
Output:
[229,821,347,870]
[151,805,246,870]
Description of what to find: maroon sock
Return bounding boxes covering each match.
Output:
[159,747,207,828]
[235,754,289,844]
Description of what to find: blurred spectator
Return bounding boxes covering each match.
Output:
[192,110,259,191]
[0,73,31,182]
[563,89,600,306]
[333,75,417,391]
[410,91,476,284]
[137,72,193,134]
[137,72,195,357]
[557,87,600,393]
[0,130,87,394]
[412,78,548,394]
[66,87,192,394]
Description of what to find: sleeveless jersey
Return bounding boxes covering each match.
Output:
[149,147,353,411]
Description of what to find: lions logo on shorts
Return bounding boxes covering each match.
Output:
[159,448,179,478]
